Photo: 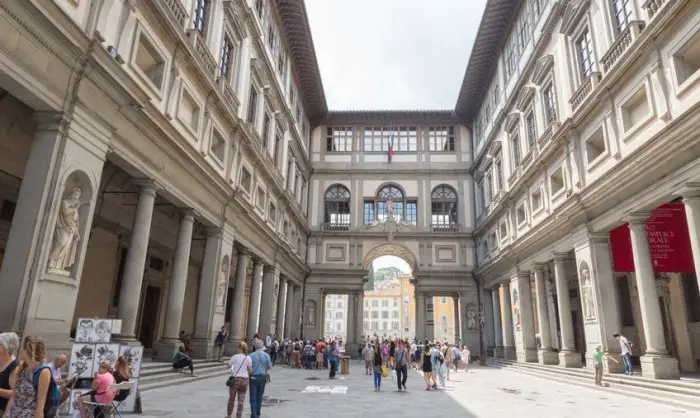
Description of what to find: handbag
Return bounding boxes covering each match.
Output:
[225,354,248,386]
[381,365,388,378]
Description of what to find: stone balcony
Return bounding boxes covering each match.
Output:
[642,0,670,21]
[187,29,219,79]
[217,76,240,116]
[601,21,645,74]
[570,72,602,112]
[162,0,188,29]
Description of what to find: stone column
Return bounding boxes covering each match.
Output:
[258,265,278,337]
[415,290,425,342]
[246,259,265,342]
[355,291,364,344]
[452,295,461,344]
[275,277,288,338]
[425,294,435,341]
[227,249,249,353]
[533,264,557,364]
[292,285,302,338]
[679,184,700,294]
[627,214,680,378]
[155,211,195,360]
[283,281,295,338]
[346,292,356,344]
[553,254,581,367]
[500,283,516,360]
[513,272,538,362]
[117,181,158,340]
[492,287,504,357]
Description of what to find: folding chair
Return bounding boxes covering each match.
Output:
[83,381,133,418]
[108,381,134,418]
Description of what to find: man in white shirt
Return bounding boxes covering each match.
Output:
[614,333,634,375]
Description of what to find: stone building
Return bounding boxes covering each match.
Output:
[362,274,416,340]
[323,294,348,341]
[463,0,700,379]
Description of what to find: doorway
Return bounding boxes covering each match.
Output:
[138,285,161,348]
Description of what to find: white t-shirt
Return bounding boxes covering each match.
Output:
[229,354,253,378]
[619,337,630,355]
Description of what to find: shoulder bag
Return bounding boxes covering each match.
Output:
[225,354,248,387]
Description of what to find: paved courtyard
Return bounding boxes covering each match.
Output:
[138,362,698,417]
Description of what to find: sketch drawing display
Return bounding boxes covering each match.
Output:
[67,389,89,414]
[92,344,120,371]
[75,318,94,343]
[69,344,95,378]
[119,345,144,378]
[91,319,112,343]
[117,384,138,413]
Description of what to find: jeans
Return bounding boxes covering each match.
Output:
[396,364,407,389]
[622,353,633,374]
[248,374,266,418]
[305,354,313,369]
[173,357,193,373]
[373,366,382,388]
[329,359,338,378]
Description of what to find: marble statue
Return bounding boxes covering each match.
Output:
[216,259,229,311]
[48,187,84,272]
[386,198,395,220]
[512,288,521,330]
[580,262,596,321]
[466,303,479,330]
[304,301,316,326]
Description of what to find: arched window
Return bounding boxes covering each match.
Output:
[362,185,418,225]
[431,185,458,231]
[324,185,350,230]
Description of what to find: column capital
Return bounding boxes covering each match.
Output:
[532,263,546,273]
[674,182,700,200]
[179,208,196,221]
[553,252,569,261]
[133,179,159,194]
[252,256,265,267]
[204,226,223,238]
[588,233,610,244]
[279,275,288,284]
[498,282,510,290]
[235,247,249,256]
[33,111,71,132]
[624,212,650,225]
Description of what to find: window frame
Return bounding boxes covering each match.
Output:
[574,24,596,82]
[430,185,458,230]
[192,0,209,36]
[542,80,558,126]
[324,185,351,230]
[326,127,353,152]
[428,126,455,152]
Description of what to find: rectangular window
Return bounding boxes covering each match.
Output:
[363,200,375,225]
[576,28,595,80]
[255,0,264,18]
[247,86,258,124]
[495,157,504,190]
[372,311,379,319]
[220,36,235,78]
[268,202,276,223]
[428,126,455,151]
[543,83,557,125]
[273,131,282,166]
[192,0,208,35]
[382,300,389,308]
[611,0,633,33]
[511,135,521,167]
[382,311,389,319]
[441,296,447,303]
[326,127,353,152]
[267,20,275,51]
[363,127,417,151]
[405,201,417,224]
[261,113,271,149]
[525,110,537,149]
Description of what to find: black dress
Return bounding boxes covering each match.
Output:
[0,359,18,413]
[421,351,432,373]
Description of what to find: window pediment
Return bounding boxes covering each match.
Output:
[504,112,521,134]
[515,85,536,112]
[487,138,502,157]
[532,55,554,85]
[561,0,591,36]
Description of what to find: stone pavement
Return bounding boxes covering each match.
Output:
[138,362,698,417]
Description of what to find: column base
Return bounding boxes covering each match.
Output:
[225,338,245,356]
[558,350,582,368]
[640,354,680,379]
[345,343,361,359]
[189,338,215,360]
[539,349,559,365]
[517,348,538,363]
[493,346,504,358]
[503,347,517,360]
[153,339,184,362]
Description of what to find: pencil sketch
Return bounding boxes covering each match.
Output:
[69,344,94,378]
[118,345,144,378]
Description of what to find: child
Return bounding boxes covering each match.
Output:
[461,345,471,372]
[438,354,447,387]
[593,345,619,386]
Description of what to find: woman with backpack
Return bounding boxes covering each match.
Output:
[4,335,59,418]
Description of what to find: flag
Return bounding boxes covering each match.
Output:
[388,133,394,163]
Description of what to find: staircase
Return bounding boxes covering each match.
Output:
[139,358,230,392]
[487,358,700,412]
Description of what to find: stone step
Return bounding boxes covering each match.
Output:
[139,360,227,379]
[138,359,229,392]
[488,358,700,394]
[487,359,700,412]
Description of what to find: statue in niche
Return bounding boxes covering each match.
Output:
[304,300,316,327]
[48,187,84,273]
[466,303,479,330]
[271,278,280,326]
[580,262,596,321]
[512,288,521,330]
[386,199,395,221]
[216,258,229,311]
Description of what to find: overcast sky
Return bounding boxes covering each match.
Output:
[372,255,412,273]
[305,0,487,110]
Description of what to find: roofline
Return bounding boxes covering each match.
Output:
[454,0,524,122]
[324,109,459,123]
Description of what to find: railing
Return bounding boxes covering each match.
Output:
[187,29,218,78]
[323,223,350,232]
[432,224,457,232]
[600,21,645,73]
[538,121,560,147]
[570,72,602,111]
[162,0,188,28]
[217,76,240,114]
[642,0,669,21]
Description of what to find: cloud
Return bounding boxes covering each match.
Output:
[305,0,487,110]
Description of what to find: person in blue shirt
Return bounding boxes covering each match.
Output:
[328,340,340,379]
[247,339,272,418]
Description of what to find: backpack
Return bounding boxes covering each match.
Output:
[453,347,461,361]
[32,364,60,418]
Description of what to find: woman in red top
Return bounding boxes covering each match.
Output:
[77,362,115,418]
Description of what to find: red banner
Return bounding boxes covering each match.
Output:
[609,203,695,273]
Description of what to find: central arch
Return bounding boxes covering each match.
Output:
[363,242,419,273]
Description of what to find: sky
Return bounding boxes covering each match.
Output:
[372,255,412,274]
[305,0,487,110]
